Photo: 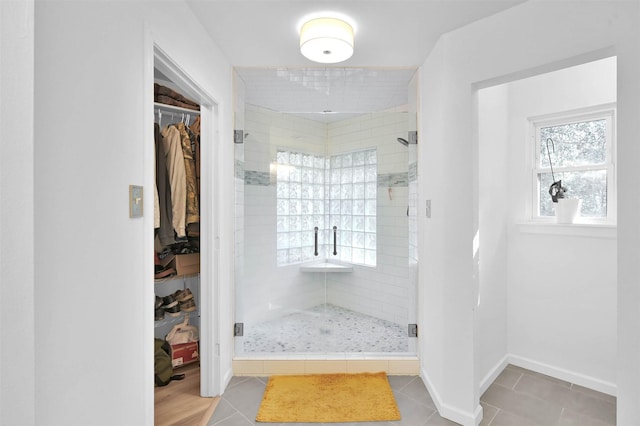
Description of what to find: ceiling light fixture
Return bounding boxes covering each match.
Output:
[299,17,354,64]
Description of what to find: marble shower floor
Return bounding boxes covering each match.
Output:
[241,304,409,353]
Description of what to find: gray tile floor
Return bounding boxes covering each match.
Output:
[208,364,616,426]
[481,364,616,426]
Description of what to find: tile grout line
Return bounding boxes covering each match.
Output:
[216,395,256,426]
[424,410,438,424]
[558,406,566,425]
[511,372,524,390]
[209,398,235,426]
[486,407,501,426]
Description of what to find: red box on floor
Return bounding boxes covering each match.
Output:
[170,342,199,368]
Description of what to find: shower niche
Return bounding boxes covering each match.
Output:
[234,72,418,357]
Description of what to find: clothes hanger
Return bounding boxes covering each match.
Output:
[189,115,201,135]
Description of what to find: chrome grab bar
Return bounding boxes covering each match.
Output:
[314,227,319,256]
[333,226,337,255]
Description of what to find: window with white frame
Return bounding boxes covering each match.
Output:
[531,105,616,222]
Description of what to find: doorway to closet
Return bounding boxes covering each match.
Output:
[151,46,220,423]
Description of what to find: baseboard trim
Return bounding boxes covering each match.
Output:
[420,367,483,426]
[479,354,510,395]
[221,367,234,393]
[508,354,617,396]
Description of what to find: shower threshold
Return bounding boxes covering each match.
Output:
[232,353,420,376]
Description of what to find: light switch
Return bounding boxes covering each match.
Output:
[425,199,431,218]
[129,185,143,218]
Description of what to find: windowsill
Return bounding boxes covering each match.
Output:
[515,221,617,239]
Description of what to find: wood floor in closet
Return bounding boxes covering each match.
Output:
[154,363,219,426]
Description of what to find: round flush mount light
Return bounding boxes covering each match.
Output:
[299,17,354,64]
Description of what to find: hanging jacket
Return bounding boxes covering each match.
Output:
[161,125,187,239]
[176,122,200,225]
[155,123,176,245]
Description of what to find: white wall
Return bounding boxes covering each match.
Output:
[418,2,639,424]
[33,1,234,425]
[506,58,617,392]
[477,83,509,391]
[0,0,35,424]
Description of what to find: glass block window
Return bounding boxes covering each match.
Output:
[330,149,377,267]
[276,148,377,267]
[276,150,327,266]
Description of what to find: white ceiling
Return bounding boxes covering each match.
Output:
[186,0,525,120]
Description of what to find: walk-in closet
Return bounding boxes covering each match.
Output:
[152,63,213,424]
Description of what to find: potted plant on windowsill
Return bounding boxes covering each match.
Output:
[547,138,581,223]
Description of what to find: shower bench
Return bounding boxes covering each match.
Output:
[299,261,353,273]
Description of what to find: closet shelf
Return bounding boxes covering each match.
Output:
[155,311,199,330]
[155,272,200,284]
[154,102,200,115]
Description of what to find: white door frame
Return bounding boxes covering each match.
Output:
[143,32,222,423]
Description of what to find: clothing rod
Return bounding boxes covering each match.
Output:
[154,102,200,115]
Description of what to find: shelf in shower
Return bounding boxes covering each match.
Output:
[300,261,353,273]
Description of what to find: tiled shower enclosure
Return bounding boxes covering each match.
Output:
[234,102,418,355]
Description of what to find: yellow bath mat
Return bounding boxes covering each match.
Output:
[255,372,401,423]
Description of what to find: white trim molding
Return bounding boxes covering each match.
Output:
[421,368,483,426]
[508,354,616,397]
[479,353,617,398]
[479,355,511,396]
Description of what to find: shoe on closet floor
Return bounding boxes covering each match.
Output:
[180,299,196,313]
[155,266,176,279]
[155,308,165,321]
[162,295,178,309]
[154,250,176,279]
[173,288,193,303]
[164,304,181,317]
[155,296,163,309]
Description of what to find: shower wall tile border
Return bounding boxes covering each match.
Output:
[408,161,417,182]
[232,357,420,376]
[378,172,409,187]
[242,168,409,187]
[234,159,244,179]
[244,170,271,186]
